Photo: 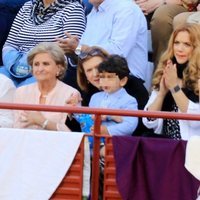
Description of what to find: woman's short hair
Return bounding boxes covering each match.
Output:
[27,42,67,80]
[152,23,200,95]
[77,46,109,91]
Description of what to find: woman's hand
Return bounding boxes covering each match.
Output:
[20,111,45,128]
[65,92,82,106]
[56,32,79,54]
[163,60,179,90]
[158,75,168,97]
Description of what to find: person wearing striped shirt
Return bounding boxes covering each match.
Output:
[0,0,86,87]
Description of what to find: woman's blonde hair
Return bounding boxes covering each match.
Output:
[77,46,109,91]
[27,42,67,80]
[152,23,200,95]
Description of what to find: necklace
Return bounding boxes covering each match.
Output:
[41,94,48,98]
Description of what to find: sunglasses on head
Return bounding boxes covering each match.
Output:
[78,49,105,60]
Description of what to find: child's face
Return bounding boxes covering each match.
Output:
[99,72,125,94]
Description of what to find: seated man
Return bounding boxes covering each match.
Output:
[57,0,148,87]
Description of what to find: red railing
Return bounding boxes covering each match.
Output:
[0,102,200,200]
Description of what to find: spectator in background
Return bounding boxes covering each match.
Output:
[57,0,148,88]
[135,0,198,67]
[150,0,198,67]
[143,24,200,140]
[0,74,15,127]
[14,42,81,131]
[0,0,29,66]
[0,0,86,87]
[173,3,200,28]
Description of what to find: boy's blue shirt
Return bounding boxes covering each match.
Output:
[89,87,138,136]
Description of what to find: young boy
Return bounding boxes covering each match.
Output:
[89,55,138,136]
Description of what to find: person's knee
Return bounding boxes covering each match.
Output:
[151,5,173,28]
[151,4,187,29]
[173,12,192,29]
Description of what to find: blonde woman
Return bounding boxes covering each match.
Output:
[143,24,200,140]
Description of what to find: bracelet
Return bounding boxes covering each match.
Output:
[170,85,181,94]
[42,119,49,129]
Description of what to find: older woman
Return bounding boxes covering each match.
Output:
[0,0,85,87]
[14,42,81,131]
[143,24,200,140]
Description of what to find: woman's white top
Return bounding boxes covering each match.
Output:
[142,90,200,140]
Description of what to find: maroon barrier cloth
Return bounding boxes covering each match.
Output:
[112,136,200,200]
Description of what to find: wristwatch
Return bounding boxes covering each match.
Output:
[75,44,82,55]
[170,85,181,94]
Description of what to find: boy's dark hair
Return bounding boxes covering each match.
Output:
[98,55,130,79]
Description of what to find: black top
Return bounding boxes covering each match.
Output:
[125,75,152,135]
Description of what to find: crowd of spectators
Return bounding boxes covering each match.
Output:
[0,0,199,136]
[0,0,199,199]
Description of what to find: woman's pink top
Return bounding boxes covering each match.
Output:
[14,80,80,131]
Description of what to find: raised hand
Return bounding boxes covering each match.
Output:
[65,92,82,106]
[56,32,79,54]
[163,59,179,90]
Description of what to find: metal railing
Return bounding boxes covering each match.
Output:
[0,102,200,200]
